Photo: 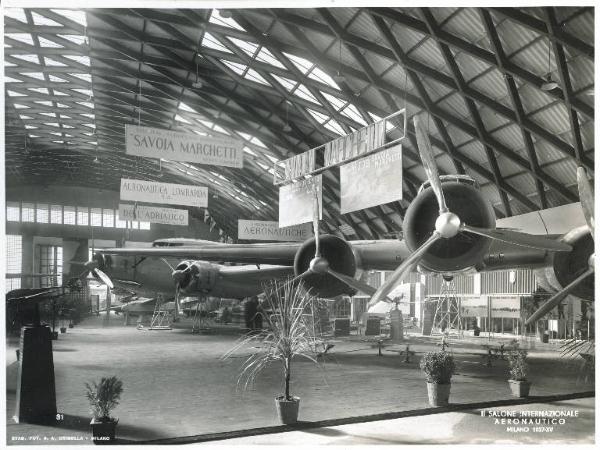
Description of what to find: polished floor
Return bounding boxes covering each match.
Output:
[5,313,595,445]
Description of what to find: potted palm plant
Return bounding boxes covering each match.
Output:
[507,349,530,397]
[419,351,455,406]
[85,376,123,444]
[222,279,322,424]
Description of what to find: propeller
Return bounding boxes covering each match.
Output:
[171,265,194,322]
[525,167,595,326]
[78,259,114,289]
[370,115,573,306]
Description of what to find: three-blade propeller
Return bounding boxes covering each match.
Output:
[525,167,595,325]
[78,259,114,289]
[369,115,572,306]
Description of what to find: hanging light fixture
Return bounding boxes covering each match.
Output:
[541,39,559,91]
[333,39,345,83]
[283,101,292,132]
[192,58,203,88]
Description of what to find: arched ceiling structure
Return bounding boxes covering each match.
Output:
[4,6,595,240]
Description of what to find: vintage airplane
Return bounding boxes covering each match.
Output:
[95,116,594,323]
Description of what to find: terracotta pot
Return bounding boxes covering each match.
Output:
[60,327,67,333]
[426,382,451,406]
[508,380,531,398]
[275,396,300,424]
[473,329,480,336]
[90,418,118,444]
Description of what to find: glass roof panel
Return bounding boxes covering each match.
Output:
[283,52,313,74]
[222,60,247,76]
[324,119,346,135]
[228,37,259,57]
[243,146,257,156]
[272,74,296,91]
[178,102,198,114]
[73,88,93,96]
[244,68,270,85]
[31,12,63,27]
[293,84,320,104]
[322,91,347,110]
[51,9,87,27]
[48,74,68,82]
[4,8,28,23]
[35,100,53,106]
[202,32,233,54]
[12,54,40,64]
[175,114,191,124]
[70,73,92,82]
[63,55,90,66]
[250,137,266,148]
[255,47,286,69]
[58,34,86,45]
[7,91,26,97]
[4,76,22,83]
[38,36,64,48]
[44,57,68,66]
[5,33,35,46]
[213,124,230,135]
[308,66,341,90]
[341,103,368,126]
[28,87,50,95]
[13,104,29,109]
[22,72,45,81]
[307,109,329,124]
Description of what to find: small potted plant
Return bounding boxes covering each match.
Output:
[222,279,322,424]
[419,351,455,406]
[85,376,123,444]
[507,349,530,397]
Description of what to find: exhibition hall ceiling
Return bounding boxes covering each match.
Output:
[4,7,595,239]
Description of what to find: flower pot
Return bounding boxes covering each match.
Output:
[473,329,480,337]
[542,333,549,343]
[275,396,300,424]
[60,327,67,333]
[90,418,118,444]
[508,380,531,398]
[51,331,59,340]
[426,382,451,406]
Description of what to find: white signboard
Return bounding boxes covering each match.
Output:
[120,179,208,208]
[340,144,403,214]
[125,125,244,168]
[238,220,312,242]
[278,175,322,228]
[118,203,188,226]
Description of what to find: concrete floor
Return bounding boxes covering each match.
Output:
[5,314,595,445]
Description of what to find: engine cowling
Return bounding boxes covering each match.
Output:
[294,234,361,298]
[403,179,496,273]
[540,226,594,300]
[175,261,219,295]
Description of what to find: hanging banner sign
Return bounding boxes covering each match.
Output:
[340,144,403,214]
[324,120,386,167]
[120,179,208,208]
[118,203,188,226]
[281,148,316,181]
[125,125,243,168]
[278,175,322,228]
[238,220,312,242]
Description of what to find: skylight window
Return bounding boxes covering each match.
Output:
[308,66,341,90]
[44,57,68,67]
[12,54,40,64]
[80,113,95,118]
[256,161,269,171]
[82,123,96,128]
[243,146,257,156]
[25,125,38,129]
[60,114,71,119]
[255,47,286,69]
[284,52,313,74]
[178,102,197,114]
[4,76,22,83]
[293,84,320,104]
[175,115,191,124]
[213,125,230,135]
[73,88,93,96]
[69,73,92,83]
[209,10,245,31]
[54,91,68,96]
[4,8,28,23]
[62,124,75,129]
[307,109,329,124]
[197,119,215,129]
[52,9,87,27]
[41,112,57,117]
[193,130,207,136]
[264,154,279,163]
[57,103,70,108]
[44,122,60,127]
[222,60,247,76]
[58,34,86,45]
[49,75,68,82]
[35,101,53,106]
[7,91,26,97]
[322,92,347,110]
[341,104,368,126]
[228,37,259,57]
[324,119,345,135]
[250,137,266,148]
[244,68,270,86]
[19,115,33,120]
[272,74,296,91]
[202,32,233,54]
[28,87,50,95]
[50,131,62,136]
[32,12,63,27]
[14,104,29,109]
[38,37,64,48]
[63,55,90,66]
[76,102,94,108]
[5,33,35,46]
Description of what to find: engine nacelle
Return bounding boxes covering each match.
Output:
[403,179,496,273]
[294,235,361,298]
[175,261,219,295]
[540,226,594,301]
